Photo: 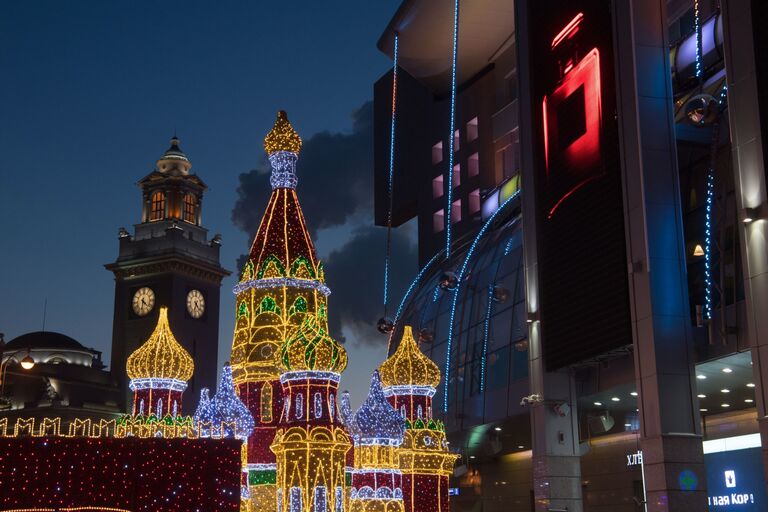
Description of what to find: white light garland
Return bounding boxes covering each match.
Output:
[382,385,436,398]
[280,371,341,384]
[128,377,187,392]
[233,277,331,297]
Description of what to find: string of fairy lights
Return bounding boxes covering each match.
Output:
[444,0,461,259]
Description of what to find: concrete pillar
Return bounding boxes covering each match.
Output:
[613,1,707,510]
[721,0,768,494]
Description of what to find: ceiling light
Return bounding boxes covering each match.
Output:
[611,397,620,402]
[697,394,706,398]
[494,427,502,432]
[693,244,705,257]
[594,402,602,406]
[722,367,732,373]
[624,423,632,427]
[747,383,756,388]
[470,455,476,459]
[745,399,754,403]
[721,403,730,408]
[630,392,638,397]
[697,374,706,380]
[721,389,730,393]
[700,408,708,412]
[517,445,524,449]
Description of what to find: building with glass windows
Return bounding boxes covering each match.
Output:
[374,1,768,511]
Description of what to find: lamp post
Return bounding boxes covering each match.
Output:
[0,334,36,400]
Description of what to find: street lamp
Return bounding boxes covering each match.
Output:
[20,354,35,370]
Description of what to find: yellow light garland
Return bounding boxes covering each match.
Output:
[379,326,440,389]
[126,307,194,382]
[264,110,302,155]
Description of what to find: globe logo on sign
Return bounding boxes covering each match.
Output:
[725,470,736,488]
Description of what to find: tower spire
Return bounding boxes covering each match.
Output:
[264,110,302,189]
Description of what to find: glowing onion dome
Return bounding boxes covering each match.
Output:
[126,307,194,384]
[264,110,302,155]
[280,313,347,374]
[193,364,255,440]
[353,371,405,444]
[379,326,441,390]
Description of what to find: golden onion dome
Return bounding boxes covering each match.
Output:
[379,326,441,389]
[126,307,194,382]
[279,314,347,374]
[264,110,302,155]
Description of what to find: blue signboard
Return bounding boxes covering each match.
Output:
[705,447,767,510]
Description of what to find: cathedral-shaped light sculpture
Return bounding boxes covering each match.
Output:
[193,364,255,440]
[379,326,457,512]
[126,306,194,418]
[231,110,345,511]
[348,371,405,512]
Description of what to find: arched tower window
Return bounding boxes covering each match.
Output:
[150,191,165,221]
[138,399,145,416]
[314,392,323,419]
[261,382,273,422]
[329,394,335,419]
[295,393,304,419]
[172,400,178,417]
[400,405,406,418]
[156,398,163,418]
[417,404,423,419]
[183,193,197,224]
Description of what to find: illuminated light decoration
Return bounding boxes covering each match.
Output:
[704,169,714,319]
[479,285,494,393]
[390,252,442,353]
[444,0,460,258]
[0,436,242,511]
[193,365,255,440]
[443,191,521,412]
[126,307,194,417]
[379,331,457,512]
[694,0,702,79]
[233,276,331,296]
[346,372,405,512]
[383,31,400,312]
[279,314,347,374]
[232,112,333,512]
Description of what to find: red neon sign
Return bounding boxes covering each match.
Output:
[543,14,603,219]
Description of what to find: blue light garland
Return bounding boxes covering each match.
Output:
[704,170,713,319]
[193,364,255,440]
[352,371,405,445]
[445,0,460,259]
[694,0,702,79]
[479,285,494,393]
[383,32,399,312]
[443,191,520,412]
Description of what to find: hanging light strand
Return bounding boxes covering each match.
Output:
[383,32,400,317]
[445,0,460,260]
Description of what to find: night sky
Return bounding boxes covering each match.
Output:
[0,1,414,407]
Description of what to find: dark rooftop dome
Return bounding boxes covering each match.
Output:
[5,331,88,351]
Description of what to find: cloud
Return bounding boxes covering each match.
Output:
[231,102,417,346]
[232,102,374,238]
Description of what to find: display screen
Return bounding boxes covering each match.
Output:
[525,0,632,370]
[705,447,767,510]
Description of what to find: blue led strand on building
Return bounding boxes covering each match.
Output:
[383,32,400,314]
[704,171,713,319]
[444,0,460,259]
[694,0,702,79]
[479,285,494,393]
[443,191,521,412]
[390,251,442,353]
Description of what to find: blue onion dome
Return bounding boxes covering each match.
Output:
[353,371,405,445]
[194,364,255,440]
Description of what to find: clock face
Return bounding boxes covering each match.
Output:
[132,287,155,316]
[186,289,205,319]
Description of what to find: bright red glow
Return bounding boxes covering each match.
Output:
[551,12,584,49]
[543,47,603,218]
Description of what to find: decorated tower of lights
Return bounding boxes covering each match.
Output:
[126,306,194,418]
[230,111,332,510]
[347,371,405,512]
[379,326,458,512]
[271,313,351,512]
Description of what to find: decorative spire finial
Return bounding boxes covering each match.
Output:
[264,111,302,189]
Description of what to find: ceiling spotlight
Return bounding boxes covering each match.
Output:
[470,455,476,459]
[697,374,706,380]
[692,244,705,257]
[611,397,620,402]
[721,403,730,408]
[747,383,756,388]
[517,445,524,449]
[700,408,708,412]
[721,389,730,393]
[722,367,732,373]
[630,392,638,397]
[494,427,502,432]
[745,399,754,404]
[594,402,602,406]
[697,394,706,398]
[624,423,632,427]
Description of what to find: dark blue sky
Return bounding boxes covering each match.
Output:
[0,1,405,406]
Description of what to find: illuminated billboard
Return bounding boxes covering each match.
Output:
[524,0,632,369]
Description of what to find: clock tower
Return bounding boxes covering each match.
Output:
[106,136,230,412]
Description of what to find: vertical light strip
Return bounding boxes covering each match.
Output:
[445,0,460,259]
[704,168,713,320]
[694,0,702,79]
[383,32,400,314]
[443,191,521,411]
[479,285,494,393]
[390,251,442,353]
